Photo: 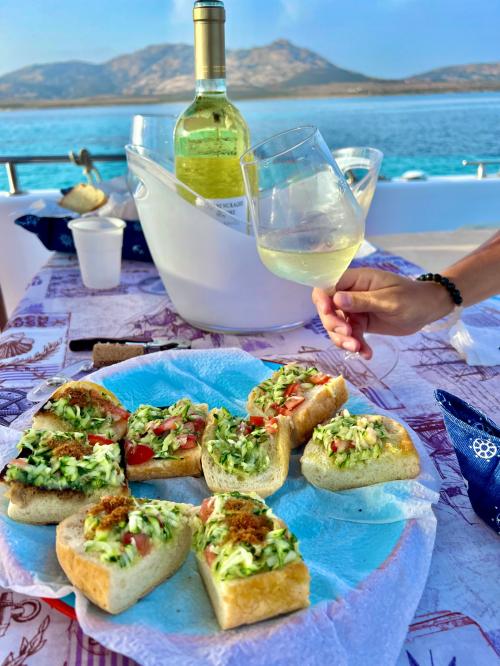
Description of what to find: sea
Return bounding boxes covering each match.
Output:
[1,91,500,192]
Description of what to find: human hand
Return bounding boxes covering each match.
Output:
[312,268,454,359]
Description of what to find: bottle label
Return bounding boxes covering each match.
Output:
[201,195,249,232]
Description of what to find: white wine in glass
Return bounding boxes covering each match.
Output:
[241,127,364,291]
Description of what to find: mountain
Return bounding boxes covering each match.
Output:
[0,39,372,101]
[410,62,500,83]
[0,61,117,100]
[0,41,499,105]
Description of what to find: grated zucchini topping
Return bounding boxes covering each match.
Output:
[83,496,188,567]
[253,364,324,412]
[206,409,270,476]
[312,410,394,468]
[127,399,206,459]
[4,430,125,492]
[193,492,302,581]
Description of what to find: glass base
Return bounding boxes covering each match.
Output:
[183,317,313,336]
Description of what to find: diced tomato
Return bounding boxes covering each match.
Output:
[283,396,305,412]
[109,405,130,421]
[310,373,331,385]
[199,498,214,522]
[153,417,180,436]
[9,458,27,467]
[88,434,114,445]
[192,418,206,433]
[331,441,338,452]
[265,417,279,435]
[249,416,265,427]
[204,546,217,567]
[178,434,197,449]
[122,532,151,556]
[284,383,299,397]
[125,442,155,465]
[237,421,252,435]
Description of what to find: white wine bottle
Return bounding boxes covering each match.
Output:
[174,0,251,230]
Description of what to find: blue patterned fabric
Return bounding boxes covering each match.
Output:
[15,214,153,263]
[435,389,500,535]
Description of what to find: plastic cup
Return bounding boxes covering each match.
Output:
[68,217,126,289]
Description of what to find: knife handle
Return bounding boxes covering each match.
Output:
[69,338,145,352]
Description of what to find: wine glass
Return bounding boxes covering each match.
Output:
[240,126,364,290]
[130,113,176,166]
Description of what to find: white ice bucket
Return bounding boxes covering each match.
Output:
[126,146,316,333]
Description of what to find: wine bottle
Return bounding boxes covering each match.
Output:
[174,0,251,230]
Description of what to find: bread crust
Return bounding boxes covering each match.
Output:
[248,372,348,448]
[301,415,420,491]
[197,555,310,630]
[125,402,208,480]
[126,447,202,481]
[33,380,128,441]
[5,482,130,524]
[56,505,192,614]
[59,183,107,214]
[201,413,291,497]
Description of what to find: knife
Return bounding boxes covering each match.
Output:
[69,337,191,352]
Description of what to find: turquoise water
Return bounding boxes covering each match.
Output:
[1,92,500,191]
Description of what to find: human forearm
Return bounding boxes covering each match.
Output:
[444,230,500,306]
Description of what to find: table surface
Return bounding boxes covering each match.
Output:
[0,250,499,666]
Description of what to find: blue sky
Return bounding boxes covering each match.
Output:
[1,0,500,78]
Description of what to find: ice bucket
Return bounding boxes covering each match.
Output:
[126,145,317,333]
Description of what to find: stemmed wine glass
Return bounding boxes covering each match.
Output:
[240,127,364,290]
[240,125,364,297]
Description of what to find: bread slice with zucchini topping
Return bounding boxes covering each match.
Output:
[125,399,208,480]
[56,495,193,614]
[247,364,348,447]
[301,410,420,491]
[201,409,291,498]
[193,492,310,630]
[1,429,129,524]
[33,380,130,442]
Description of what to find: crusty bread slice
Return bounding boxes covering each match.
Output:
[4,482,129,525]
[301,415,420,491]
[196,555,310,630]
[248,374,348,448]
[201,413,291,498]
[56,505,192,614]
[33,380,128,441]
[59,183,108,214]
[125,402,208,481]
[126,447,202,481]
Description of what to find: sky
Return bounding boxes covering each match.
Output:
[1,0,500,78]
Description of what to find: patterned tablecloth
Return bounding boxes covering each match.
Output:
[0,250,498,666]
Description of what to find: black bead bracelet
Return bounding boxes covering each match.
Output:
[417,273,463,305]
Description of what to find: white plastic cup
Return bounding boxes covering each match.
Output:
[68,217,126,289]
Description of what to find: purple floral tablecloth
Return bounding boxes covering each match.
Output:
[0,251,498,666]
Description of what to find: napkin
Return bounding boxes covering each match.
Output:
[449,319,500,367]
[0,349,440,666]
[435,389,500,535]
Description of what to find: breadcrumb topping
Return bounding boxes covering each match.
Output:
[88,495,134,529]
[224,498,273,545]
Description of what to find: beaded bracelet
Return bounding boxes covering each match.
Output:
[417,273,463,305]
